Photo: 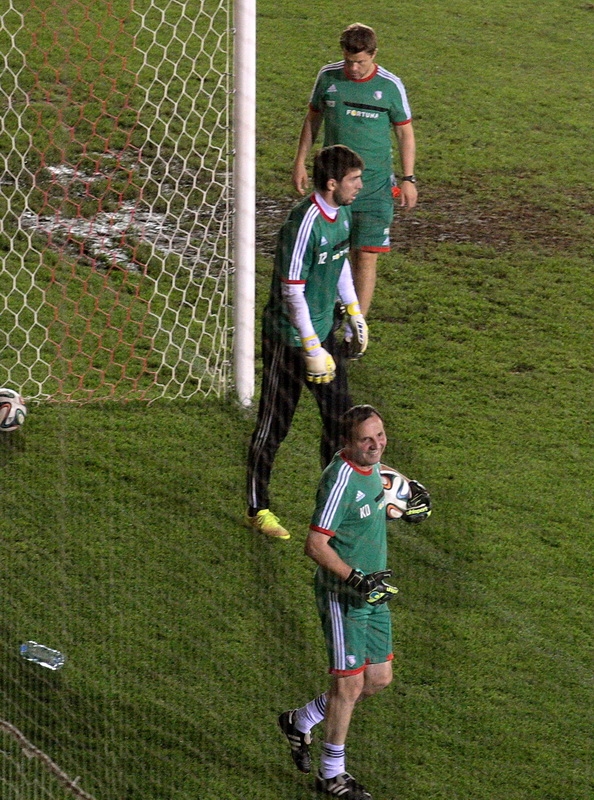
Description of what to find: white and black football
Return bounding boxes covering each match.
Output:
[380,464,410,520]
[0,388,27,432]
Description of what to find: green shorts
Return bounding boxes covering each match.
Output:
[316,587,393,676]
[350,183,394,252]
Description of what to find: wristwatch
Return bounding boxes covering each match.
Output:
[401,174,417,183]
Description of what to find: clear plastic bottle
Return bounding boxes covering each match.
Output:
[20,641,66,670]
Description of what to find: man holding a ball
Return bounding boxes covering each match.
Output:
[279,404,397,800]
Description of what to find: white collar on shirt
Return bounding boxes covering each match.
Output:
[314,191,338,220]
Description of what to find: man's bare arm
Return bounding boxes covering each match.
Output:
[394,121,418,209]
[292,108,324,195]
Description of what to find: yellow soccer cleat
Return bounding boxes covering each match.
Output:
[245,509,291,540]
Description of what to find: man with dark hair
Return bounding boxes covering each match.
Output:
[279,405,397,799]
[339,22,378,53]
[293,22,417,316]
[311,141,364,192]
[245,146,369,540]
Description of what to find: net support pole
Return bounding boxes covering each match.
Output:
[233,0,256,407]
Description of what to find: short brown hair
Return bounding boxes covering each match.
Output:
[313,145,364,192]
[339,23,377,55]
[340,404,384,444]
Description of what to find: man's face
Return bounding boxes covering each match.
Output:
[343,49,377,81]
[344,414,387,469]
[331,168,363,207]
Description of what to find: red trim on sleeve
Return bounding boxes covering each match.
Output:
[394,119,412,126]
[281,277,306,285]
[359,246,390,254]
[309,525,335,538]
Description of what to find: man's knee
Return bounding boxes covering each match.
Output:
[363,662,393,696]
[330,672,365,704]
[369,671,392,693]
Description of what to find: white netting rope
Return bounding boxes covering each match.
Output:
[1,719,98,800]
[0,0,233,402]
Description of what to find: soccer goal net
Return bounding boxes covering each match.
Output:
[0,0,237,403]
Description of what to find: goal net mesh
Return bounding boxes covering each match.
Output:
[0,0,233,402]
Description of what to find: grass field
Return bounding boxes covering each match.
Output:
[1,1,593,799]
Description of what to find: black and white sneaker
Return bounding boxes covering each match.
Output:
[278,709,312,774]
[315,771,373,799]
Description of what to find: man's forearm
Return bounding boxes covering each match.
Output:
[305,532,352,580]
[294,109,323,166]
[395,121,416,175]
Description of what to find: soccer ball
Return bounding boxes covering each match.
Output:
[0,388,27,432]
[380,464,410,520]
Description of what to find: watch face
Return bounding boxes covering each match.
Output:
[402,175,416,183]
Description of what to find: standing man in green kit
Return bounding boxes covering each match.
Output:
[279,405,399,800]
[245,146,369,540]
[293,23,417,317]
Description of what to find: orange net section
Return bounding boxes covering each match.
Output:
[0,0,233,402]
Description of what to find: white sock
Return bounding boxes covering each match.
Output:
[320,741,346,778]
[294,693,327,733]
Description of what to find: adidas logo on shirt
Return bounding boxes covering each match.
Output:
[356,490,366,502]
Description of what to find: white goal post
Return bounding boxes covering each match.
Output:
[233,0,256,407]
[0,0,256,405]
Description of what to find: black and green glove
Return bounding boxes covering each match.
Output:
[403,480,432,524]
[345,569,399,606]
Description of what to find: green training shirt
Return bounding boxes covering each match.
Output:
[262,194,351,346]
[310,450,388,595]
[310,62,412,199]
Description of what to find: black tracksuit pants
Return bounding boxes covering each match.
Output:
[246,330,352,512]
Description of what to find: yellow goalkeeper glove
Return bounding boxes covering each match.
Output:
[301,336,336,384]
[345,302,368,359]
